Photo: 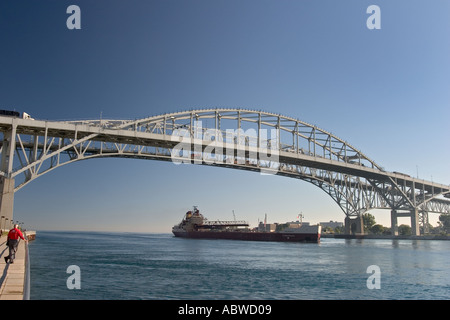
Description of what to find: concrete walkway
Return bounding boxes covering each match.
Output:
[0,237,26,300]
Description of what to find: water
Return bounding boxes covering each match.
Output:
[28,231,450,300]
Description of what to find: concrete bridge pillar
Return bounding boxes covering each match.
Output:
[391,209,420,236]
[0,177,15,225]
[0,125,16,226]
[391,210,398,236]
[345,215,364,235]
[410,208,419,236]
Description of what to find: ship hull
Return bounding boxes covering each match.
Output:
[173,230,320,243]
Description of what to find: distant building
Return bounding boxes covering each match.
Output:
[320,221,343,229]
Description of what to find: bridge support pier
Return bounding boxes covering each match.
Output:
[390,209,419,236]
[344,215,364,235]
[410,208,419,236]
[0,124,16,227]
[0,177,15,226]
[391,210,398,236]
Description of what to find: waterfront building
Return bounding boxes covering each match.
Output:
[320,221,344,229]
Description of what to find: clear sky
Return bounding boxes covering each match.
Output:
[1,0,449,232]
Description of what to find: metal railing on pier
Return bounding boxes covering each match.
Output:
[23,233,31,300]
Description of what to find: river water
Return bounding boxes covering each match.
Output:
[28,231,450,300]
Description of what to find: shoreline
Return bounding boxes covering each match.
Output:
[322,233,450,240]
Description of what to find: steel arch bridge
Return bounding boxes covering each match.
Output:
[1,108,449,235]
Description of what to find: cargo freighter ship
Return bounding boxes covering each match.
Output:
[172,207,321,243]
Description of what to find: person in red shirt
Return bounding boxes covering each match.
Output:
[4,224,27,264]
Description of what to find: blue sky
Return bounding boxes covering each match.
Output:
[1,0,449,232]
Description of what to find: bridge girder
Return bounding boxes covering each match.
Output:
[0,109,449,232]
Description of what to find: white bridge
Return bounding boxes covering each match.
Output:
[0,108,449,235]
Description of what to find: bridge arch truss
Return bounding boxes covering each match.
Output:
[1,109,449,234]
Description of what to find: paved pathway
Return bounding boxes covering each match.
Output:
[0,237,26,300]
